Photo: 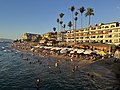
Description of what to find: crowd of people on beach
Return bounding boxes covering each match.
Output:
[11,42,116,62]
[11,41,120,65]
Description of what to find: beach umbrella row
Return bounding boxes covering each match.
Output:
[35,45,107,55]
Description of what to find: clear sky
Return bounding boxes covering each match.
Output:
[0,0,120,40]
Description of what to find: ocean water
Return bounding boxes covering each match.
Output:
[0,42,118,90]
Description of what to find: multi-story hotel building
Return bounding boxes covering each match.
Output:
[65,22,120,45]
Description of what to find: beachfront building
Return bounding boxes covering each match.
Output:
[40,32,57,46]
[64,22,120,45]
[21,33,41,42]
[41,32,57,41]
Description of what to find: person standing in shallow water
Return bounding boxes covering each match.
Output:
[114,49,120,60]
[36,79,40,90]
[55,62,58,67]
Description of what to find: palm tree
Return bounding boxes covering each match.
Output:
[59,13,64,21]
[85,7,94,43]
[59,13,64,31]
[75,11,78,16]
[63,24,66,30]
[53,27,56,32]
[59,13,64,43]
[85,7,94,27]
[53,27,56,46]
[56,18,59,32]
[67,21,72,30]
[78,6,85,28]
[67,21,73,43]
[74,11,78,30]
[59,21,63,29]
[56,18,60,44]
[74,17,78,31]
[69,6,75,30]
[74,11,78,44]
[53,27,57,39]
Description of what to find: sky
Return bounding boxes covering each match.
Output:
[0,0,120,40]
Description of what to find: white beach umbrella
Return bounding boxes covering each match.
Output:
[45,47,52,49]
[77,49,84,54]
[51,47,57,50]
[60,49,68,54]
[73,49,79,51]
[70,50,75,54]
[60,48,67,52]
[55,47,62,50]
[91,50,99,54]
[83,49,92,54]
[61,48,67,51]
[67,48,74,51]
[39,46,44,48]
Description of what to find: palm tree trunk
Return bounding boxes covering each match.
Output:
[72,12,74,30]
[60,18,62,42]
[70,27,71,43]
[81,13,82,28]
[57,23,59,47]
[58,23,59,32]
[88,16,90,43]
[88,16,90,27]
[75,20,77,43]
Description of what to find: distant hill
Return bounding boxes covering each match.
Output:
[0,38,13,42]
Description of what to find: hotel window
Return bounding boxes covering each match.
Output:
[105,35,108,38]
[81,30,84,31]
[85,37,89,39]
[109,40,112,43]
[97,26,101,29]
[114,39,118,43]
[76,30,78,32]
[108,35,112,38]
[106,40,108,42]
[91,36,95,38]
[80,37,83,39]
[100,36,103,38]
[102,26,104,28]
[114,29,118,32]
[100,40,103,43]
[114,34,118,37]
[109,30,112,32]
[91,27,96,30]
[105,26,109,28]
[111,25,115,27]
